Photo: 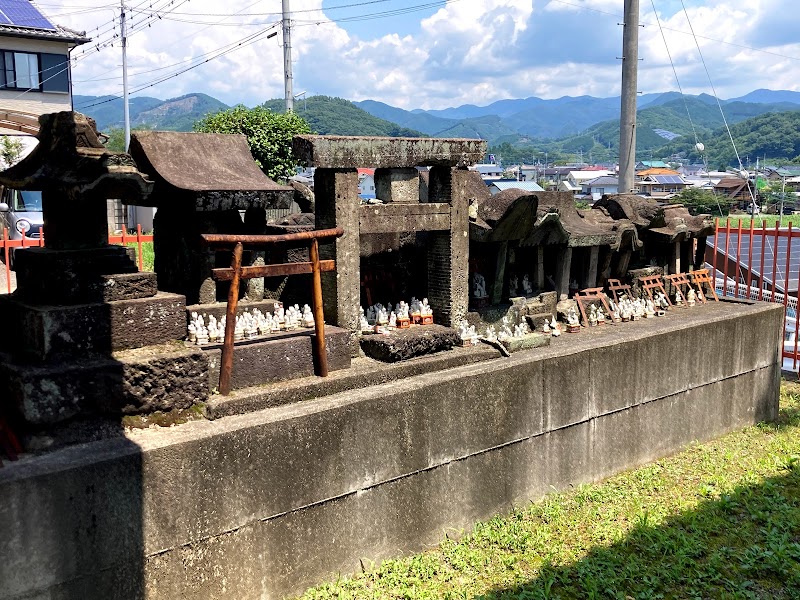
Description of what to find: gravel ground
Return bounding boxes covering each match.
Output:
[0,262,16,294]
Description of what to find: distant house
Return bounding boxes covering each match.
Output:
[559,170,612,193]
[357,168,375,199]
[488,180,544,195]
[470,163,504,182]
[714,178,753,202]
[581,176,619,199]
[636,174,689,197]
[0,2,89,154]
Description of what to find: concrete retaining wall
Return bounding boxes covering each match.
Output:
[0,301,782,600]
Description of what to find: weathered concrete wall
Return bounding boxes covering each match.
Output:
[0,301,781,600]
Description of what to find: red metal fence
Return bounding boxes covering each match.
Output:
[1,225,153,294]
[707,218,800,371]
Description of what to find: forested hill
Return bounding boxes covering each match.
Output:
[659,110,800,167]
[261,95,425,137]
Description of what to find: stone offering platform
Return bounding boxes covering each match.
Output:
[0,300,781,600]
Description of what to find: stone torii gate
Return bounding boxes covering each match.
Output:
[292,135,486,348]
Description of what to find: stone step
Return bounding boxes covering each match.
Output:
[2,292,186,362]
[0,343,209,426]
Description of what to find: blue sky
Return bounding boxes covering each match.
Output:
[48,0,800,111]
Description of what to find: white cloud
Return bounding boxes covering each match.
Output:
[46,0,800,112]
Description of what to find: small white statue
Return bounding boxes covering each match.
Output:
[588,304,598,326]
[597,309,606,324]
[542,320,551,334]
[675,289,684,305]
[509,274,519,297]
[567,307,580,326]
[484,325,498,342]
[389,311,397,328]
[645,299,656,318]
[687,288,697,307]
[522,274,533,295]
[550,318,562,336]
[473,272,487,298]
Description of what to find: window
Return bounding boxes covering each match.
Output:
[0,51,40,90]
[0,51,68,92]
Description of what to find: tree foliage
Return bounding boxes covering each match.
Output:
[0,136,24,167]
[672,187,732,216]
[194,105,311,182]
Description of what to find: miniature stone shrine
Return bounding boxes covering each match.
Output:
[127,130,294,305]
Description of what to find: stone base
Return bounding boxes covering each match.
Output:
[499,333,550,353]
[360,324,460,362]
[6,292,186,362]
[202,326,351,391]
[0,343,209,426]
[14,246,154,305]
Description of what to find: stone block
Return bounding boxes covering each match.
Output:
[359,325,460,362]
[14,246,155,305]
[374,167,420,203]
[12,292,186,362]
[293,135,487,169]
[499,333,550,353]
[203,326,351,390]
[1,343,208,425]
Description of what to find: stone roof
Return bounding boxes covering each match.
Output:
[471,190,639,250]
[130,131,290,193]
[593,194,715,242]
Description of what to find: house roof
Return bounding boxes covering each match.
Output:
[490,180,544,192]
[582,176,618,187]
[636,168,680,177]
[637,160,669,168]
[0,0,89,44]
[644,175,687,185]
[569,170,611,182]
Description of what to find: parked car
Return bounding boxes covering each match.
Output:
[0,187,43,269]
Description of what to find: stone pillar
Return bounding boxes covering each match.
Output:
[42,188,108,250]
[491,242,508,305]
[555,246,572,298]
[584,246,599,288]
[375,168,419,203]
[427,168,469,326]
[315,168,360,344]
[536,246,545,291]
[615,250,632,279]
[669,241,681,274]
[694,236,707,271]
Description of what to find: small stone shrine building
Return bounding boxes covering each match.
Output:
[594,194,715,274]
[471,190,640,301]
[292,135,486,345]
[128,131,294,305]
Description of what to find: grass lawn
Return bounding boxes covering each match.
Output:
[298,382,800,600]
[721,215,800,229]
[125,241,154,272]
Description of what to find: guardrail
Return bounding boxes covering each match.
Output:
[1,224,153,294]
[708,218,800,370]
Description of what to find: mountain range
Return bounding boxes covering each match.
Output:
[73,88,800,165]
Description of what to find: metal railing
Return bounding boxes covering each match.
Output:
[708,218,800,370]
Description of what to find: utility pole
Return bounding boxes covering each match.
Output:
[618,0,639,194]
[121,0,130,151]
[282,0,293,112]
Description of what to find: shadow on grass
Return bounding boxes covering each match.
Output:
[476,468,800,600]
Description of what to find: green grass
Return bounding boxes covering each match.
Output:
[721,215,800,229]
[124,241,154,272]
[298,383,800,600]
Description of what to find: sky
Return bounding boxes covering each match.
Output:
[36,0,800,111]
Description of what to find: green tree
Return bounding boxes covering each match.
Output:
[194,105,311,182]
[672,187,731,216]
[0,135,24,167]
